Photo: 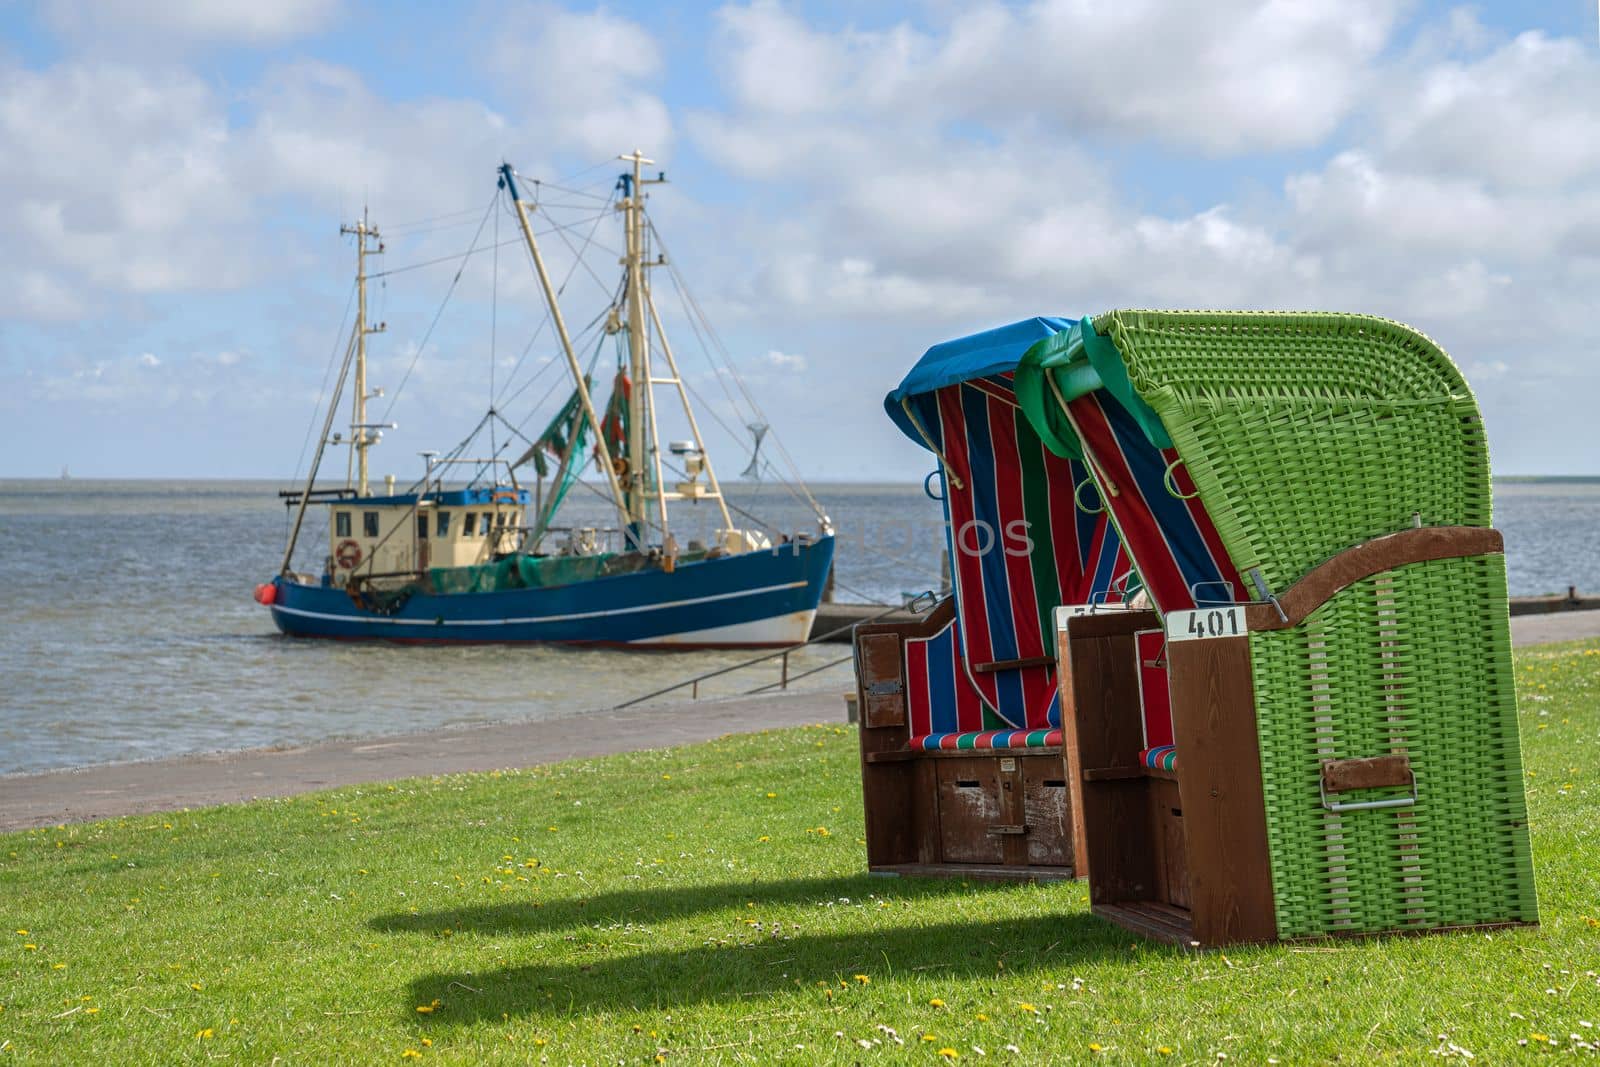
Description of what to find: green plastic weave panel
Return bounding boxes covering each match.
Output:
[1250,554,1537,937]
[1094,310,1493,592]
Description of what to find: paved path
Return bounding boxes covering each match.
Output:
[0,691,841,833]
[1509,608,1600,648]
[5,611,1598,834]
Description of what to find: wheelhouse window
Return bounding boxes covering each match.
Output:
[363,511,379,537]
[496,511,508,528]
[335,511,351,537]
[417,513,429,539]
[436,511,451,538]
[463,512,477,536]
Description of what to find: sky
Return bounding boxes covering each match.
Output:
[2,0,1598,482]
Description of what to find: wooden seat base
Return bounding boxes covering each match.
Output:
[1094,902,1195,945]
[870,862,1075,883]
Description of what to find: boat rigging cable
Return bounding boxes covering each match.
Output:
[376,191,497,426]
[648,219,828,525]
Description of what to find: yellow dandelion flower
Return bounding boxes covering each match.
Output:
[196,1028,214,1039]
[975,1013,989,1022]
[52,963,66,970]
[416,1005,436,1014]
[1089,1043,1104,1052]
[401,1050,422,1060]
[1158,1047,1174,1055]
[854,974,870,984]
[14,929,26,936]
[190,982,203,991]
[922,1034,938,1042]
[23,943,37,951]
[929,998,946,1008]
[85,1007,100,1015]
[1018,1002,1037,1013]
[938,1049,960,1060]
[765,792,777,798]
[758,836,770,842]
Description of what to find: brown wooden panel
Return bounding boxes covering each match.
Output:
[1147,778,1191,911]
[935,759,1005,864]
[1243,526,1503,632]
[856,632,906,729]
[1322,754,1413,793]
[1066,609,1162,640]
[1168,636,1278,946]
[1061,627,1148,883]
[1021,756,1072,867]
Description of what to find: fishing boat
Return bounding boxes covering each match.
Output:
[257,152,835,647]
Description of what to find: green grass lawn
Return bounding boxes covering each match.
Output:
[3,643,1598,1065]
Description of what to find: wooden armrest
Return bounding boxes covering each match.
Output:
[1243,526,1503,632]
[973,655,1056,674]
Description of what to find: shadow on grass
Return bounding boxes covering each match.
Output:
[369,872,1045,938]
[374,874,1135,1021]
[402,911,1126,1021]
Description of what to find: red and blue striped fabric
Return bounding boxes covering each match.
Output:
[1064,390,1238,614]
[899,375,1125,740]
[903,612,987,738]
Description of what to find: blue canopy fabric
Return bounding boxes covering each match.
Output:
[884,317,1073,445]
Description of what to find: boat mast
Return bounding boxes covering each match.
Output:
[341,210,386,496]
[619,150,659,550]
[499,163,631,533]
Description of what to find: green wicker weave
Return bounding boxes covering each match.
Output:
[1093,310,1493,593]
[1032,310,1536,938]
[1250,554,1535,936]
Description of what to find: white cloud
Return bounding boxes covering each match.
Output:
[42,0,339,48]
[138,353,161,367]
[708,0,1403,153]
[491,7,671,159]
[763,349,806,372]
[1377,29,1600,191]
[0,61,244,310]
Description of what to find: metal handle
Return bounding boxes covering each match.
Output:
[1162,457,1200,500]
[1074,476,1105,515]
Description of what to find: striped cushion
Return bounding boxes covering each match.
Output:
[1141,745,1178,771]
[911,729,1064,752]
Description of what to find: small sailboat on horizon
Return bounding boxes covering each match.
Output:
[257,152,835,647]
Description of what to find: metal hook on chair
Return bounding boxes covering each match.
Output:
[1162,457,1201,500]
[1074,475,1105,515]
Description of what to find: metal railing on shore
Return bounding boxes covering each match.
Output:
[613,603,910,709]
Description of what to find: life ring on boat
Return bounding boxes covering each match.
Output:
[335,539,363,569]
[490,488,518,505]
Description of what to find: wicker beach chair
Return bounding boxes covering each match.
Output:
[1015,310,1537,945]
[854,318,1128,878]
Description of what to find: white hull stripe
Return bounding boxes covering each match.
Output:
[629,610,817,646]
[271,580,808,627]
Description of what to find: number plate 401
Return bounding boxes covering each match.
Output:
[1166,606,1247,642]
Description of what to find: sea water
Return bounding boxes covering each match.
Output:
[0,478,1594,775]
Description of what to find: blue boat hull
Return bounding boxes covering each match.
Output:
[267,536,835,647]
